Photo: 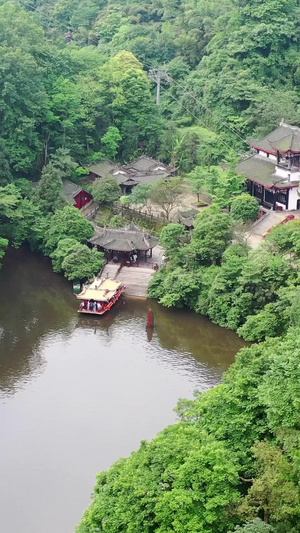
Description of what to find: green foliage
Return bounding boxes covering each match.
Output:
[43,206,94,253]
[150,266,200,308]
[94,126,122,161]
[191,208,232,265]
[13,178,34,199]
[50,238,81,273]
[230,518,274,532]
[78,425,241,533]
[0,237,8,267]
[160,125,219,171]
[0,139,13,186]
[187,166,245,208]
[258,331,300,435]
[107,214,123,228]
[159,223,186,260]
[92,176,121,205]
[61,244,105,281]
[207,243,249,326]
[94,51,162,159]
[237,302,284,342]
[231,194,260,222]
[124,183,153,214]
[0,184,21,219]
[3,1,300,530]
[34,163,64,213]
[50,148,78,178]
[239,442,300,525]
[11,199,45,248]
[266,220,300,256]
[79,325,300,533]
[150,177,184,220]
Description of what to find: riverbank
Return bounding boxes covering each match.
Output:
[0,248,245,533]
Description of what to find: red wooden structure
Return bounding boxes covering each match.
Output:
[73,189,93,209]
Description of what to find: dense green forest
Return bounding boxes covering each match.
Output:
[1,0,300,531]
[1,0,300,181]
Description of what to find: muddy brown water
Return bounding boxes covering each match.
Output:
[0,247,246,533]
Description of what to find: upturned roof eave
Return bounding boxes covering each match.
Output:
[246,176,299,189]
[247,140,276,156]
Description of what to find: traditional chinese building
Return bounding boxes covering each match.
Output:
[89,224,159,262]
[86,156,174,195]
[62,180,93,209]
[237,122,300,211]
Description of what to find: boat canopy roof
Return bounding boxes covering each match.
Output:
[77,278,122,302]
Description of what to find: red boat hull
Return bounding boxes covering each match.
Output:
[78,287,124,316]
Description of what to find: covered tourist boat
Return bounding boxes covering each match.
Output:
[76,277,124,315]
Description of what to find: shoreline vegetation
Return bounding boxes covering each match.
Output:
[1,0,300,531]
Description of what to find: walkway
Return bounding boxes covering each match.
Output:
[246,210,300,248]
[117,266,155,298]
[101,261,156,298]
[80,199,99,220]
[101,263,120,279]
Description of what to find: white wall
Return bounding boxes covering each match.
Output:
[259,150,277,162]
[275,202,286,210]
[288,187,299,210]
[275,166,300,181]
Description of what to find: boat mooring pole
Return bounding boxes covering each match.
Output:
[147,309,154,327]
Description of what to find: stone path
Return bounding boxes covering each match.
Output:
[245,210,295,249]
[116,266,155,298]
[80,199,99,220]
[101,261,155,298]
[101,263,120,279]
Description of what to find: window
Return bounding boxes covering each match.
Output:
[264,189,274,205]
[277,190,288,205]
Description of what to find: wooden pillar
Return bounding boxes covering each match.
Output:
[273,190,277,211]
[286,188,289,210]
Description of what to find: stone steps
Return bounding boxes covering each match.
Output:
[101,263,120,279]
[117,267,155,298]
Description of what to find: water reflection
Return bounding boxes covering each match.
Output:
[0,247,76,395]
[0,248,245,396]
[0,248,247,533]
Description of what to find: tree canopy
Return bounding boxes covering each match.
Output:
[2,0,300,531]
[92,176,121,205]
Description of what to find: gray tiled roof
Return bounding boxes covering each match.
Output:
[114,172,170,186]
[86,161,117,177]
[124,156,170,173]
[62,180,82,204]
[236,155,298,189]
[86,156,173,188]
[89,226,159,252]
[249,123,300,154]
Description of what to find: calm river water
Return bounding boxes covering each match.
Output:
[0,248,246,533]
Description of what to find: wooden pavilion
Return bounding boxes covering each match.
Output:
[89,224,159,263]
